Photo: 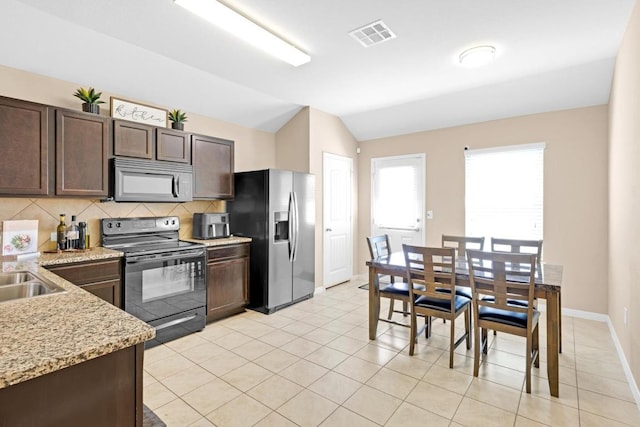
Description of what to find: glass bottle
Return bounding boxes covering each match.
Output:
[66,215,79,250]
[56,214,67,251]
[85,225,91,249]
[78,222,87,250]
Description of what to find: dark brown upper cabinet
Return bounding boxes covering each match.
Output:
[56,109,110,197]
[113,120,191,164]
[0,96,53,195]
[113,120,154,159]
[192,134,234,199]
[157,128,191,163]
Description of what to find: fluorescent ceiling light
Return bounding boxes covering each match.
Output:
[175,0,310,67]
[459,45,496,67]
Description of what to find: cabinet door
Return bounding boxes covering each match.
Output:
[192,134,234,199]
[113,120,154,159]
[45,259,122,308]
[207,257,249,320]
[80,279,122,308]
[56,109,110,196]
[157,128,191,163]
[0,96,52,195]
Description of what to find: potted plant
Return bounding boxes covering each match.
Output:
[168,109,188,130]
[73,87,105,114]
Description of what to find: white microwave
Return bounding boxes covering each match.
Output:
[113,158,193,202]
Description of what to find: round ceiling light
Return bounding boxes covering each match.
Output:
[459,45,496,67]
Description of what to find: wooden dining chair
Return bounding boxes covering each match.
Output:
[367,234,413,325]
[441,235,485,299]
[489,238,561,351]
[466,249,540,393]
[442,235,485,255]
[490,238,542,259]
[403,244,471,367]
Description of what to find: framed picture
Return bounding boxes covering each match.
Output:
[2,220,38,256]
[110,97,168,127]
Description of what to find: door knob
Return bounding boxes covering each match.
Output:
[325,228,332,232]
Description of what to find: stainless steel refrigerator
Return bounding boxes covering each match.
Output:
[227,169,315,313]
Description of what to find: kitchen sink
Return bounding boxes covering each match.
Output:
[0,271,40,286]
[0,271,66,303]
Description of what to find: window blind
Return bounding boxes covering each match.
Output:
[465,143,545,242]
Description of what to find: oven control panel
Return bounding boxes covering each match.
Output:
[101,216,180,236]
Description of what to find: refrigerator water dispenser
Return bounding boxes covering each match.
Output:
[274,211,289,241]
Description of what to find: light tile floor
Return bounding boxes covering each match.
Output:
[144,279,640,426]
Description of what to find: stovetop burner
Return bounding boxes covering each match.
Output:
[101,216,204,256]
[114,240,203,256]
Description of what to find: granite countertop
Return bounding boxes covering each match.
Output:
[0,238,250,389]
[0,260,154,389]
[182,236,252,247]
[38,246,123,266]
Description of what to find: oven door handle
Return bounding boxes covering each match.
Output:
[126,249,205,263]
[155,314,197,331]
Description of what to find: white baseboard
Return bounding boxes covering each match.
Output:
[536,302,640,408]
[314,286,326,295]
[606,317,640,408]
[536,302,610,322]
[562,307,609,322]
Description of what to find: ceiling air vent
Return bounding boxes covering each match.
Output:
[349,20,396,47]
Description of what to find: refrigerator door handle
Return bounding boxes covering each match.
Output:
[288,192,295,262]
[292,191,300,261]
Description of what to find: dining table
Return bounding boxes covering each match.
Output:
[366,252,564,397]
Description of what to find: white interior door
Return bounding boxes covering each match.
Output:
[371,154,425,251]
[323,153,353,287]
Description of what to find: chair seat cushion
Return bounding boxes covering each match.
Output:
[415,294,470,312]
[437,286,473,299]
[481,295,531,307]
[478,306,540,328]
[380,282,425,296]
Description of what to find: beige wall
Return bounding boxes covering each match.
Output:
[308,108,359,287]
[0,64,277,173]
[275,107,310,172]
[0,64,276,249]
[274,106,359,288]
[358,106,609,314]
[0,198,225,252]
[0,65,361,291]
[609,0,640,386]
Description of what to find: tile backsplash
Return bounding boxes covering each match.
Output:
[0,198,225,252]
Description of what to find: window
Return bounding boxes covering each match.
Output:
[372,155,424,230]
[465,143,544,242]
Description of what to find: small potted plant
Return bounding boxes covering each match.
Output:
[73,87,105,114]
[168,109,188,131]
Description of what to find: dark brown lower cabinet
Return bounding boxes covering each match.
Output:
[0,343,144,427]
[207,244,249,322]
[45,258,122,308]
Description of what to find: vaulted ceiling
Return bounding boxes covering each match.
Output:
[2,0,636,140]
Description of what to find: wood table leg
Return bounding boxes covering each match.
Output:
[558,291,562,354]
[546,290,560,397]
[369,266,380,340]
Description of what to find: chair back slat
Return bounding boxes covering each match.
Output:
[466,249,536,318]
[442,235,485,257]
[403,244,456,309]
[490,238,542,259]
[367,234,392,259]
